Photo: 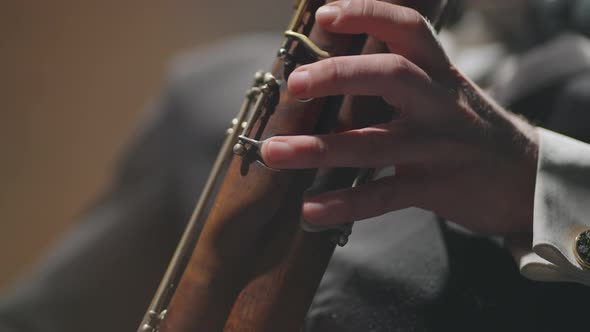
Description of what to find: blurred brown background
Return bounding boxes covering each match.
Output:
[0,0,289,288]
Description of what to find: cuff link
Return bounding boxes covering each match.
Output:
[574,230,590,269]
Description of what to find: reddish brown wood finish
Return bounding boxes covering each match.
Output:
[160,1,361,331]
[160,1,446,331]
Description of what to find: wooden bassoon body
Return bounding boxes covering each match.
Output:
[138,1,449,331]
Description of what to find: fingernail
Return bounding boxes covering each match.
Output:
[303,201,327,223]
[316,5,342,24]
[288,70,310,96]
[316,0,350,24]
[266,141,295,163]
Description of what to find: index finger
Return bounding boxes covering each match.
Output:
[315,0,451,77]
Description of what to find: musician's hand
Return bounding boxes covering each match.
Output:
[261,0,539,234]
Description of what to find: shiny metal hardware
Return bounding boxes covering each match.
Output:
[295,97,314,103]
[235,136,280,171]
[278,0,331,78]
[231,72,281,170]
[574,230,590,269]
[301,220,353,247]
[283,31,331,60]
[136,71,275,332]
[234,135,263,155]
[139,310,167,332]
[300,168,375,247]
[237,72,280,140]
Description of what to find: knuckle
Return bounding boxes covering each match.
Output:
[412,12,436,38]
[343,0,361,16]
[386,54,415,79]
[360,0,376,18]
[320,57,342,85]
[358,128,394,164]
[400,6,425,28]
[386,54,433,91]
[394,6,433,38]
[310,136,329,162]
[345,0,374,19]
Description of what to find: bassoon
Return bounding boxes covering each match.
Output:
[138,1,452,331]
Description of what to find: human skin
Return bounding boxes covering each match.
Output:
[261,0,539,235]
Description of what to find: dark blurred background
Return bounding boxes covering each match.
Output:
[0,0,290,289]
[3,0,589,293]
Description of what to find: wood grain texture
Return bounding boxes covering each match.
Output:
[159,1,447,331]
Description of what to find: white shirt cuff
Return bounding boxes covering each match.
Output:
[516,128,590,286]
